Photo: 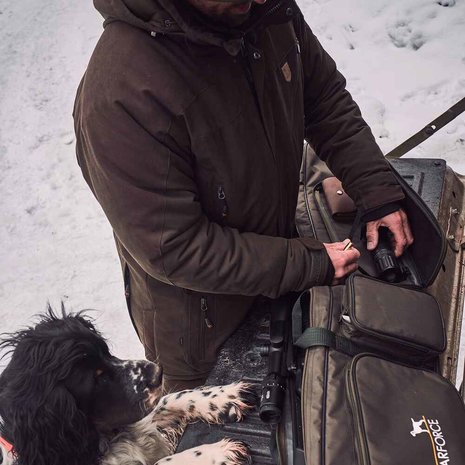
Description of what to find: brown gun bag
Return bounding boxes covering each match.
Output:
[293,274,465,465]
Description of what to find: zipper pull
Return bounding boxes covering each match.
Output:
[217,186,229,218]
[340,309,351,323]
[201,297,214,329]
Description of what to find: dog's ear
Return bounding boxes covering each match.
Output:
[3,383,101,465]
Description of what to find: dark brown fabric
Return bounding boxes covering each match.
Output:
[74,0,404,380]
[294,15,405,211]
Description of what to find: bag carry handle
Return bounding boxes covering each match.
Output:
[295,327,364,357]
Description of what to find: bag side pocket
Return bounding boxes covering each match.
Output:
[341,274,446,362]
[346,354,465,465]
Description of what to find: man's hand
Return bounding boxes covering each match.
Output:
[323,239,361,285]
[366,208,414,257]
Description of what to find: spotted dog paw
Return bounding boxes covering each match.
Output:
[217,382,259,423]
[152,381,258,429]
[191,382,258,424]
[155,439,251,465]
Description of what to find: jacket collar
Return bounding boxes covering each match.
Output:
[94,0,296,56]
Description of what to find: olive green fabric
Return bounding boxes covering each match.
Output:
[298,282,465,465]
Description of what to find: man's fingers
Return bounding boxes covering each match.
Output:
[366,222,379,251]
[389,224,405,257]
[366,209,414,257]
[334,261,359,280]
[332,238,353,251]
[324,241,361,283]
[345,246,361,262]
[392,233,407,257]
[344,262,359,275]
[400,209,414,246]
[388,214,408,257]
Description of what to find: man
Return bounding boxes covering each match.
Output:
[74,0,413,392]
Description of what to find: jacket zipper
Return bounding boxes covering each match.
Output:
[239,42,284,233]
[217,186,229,221]
[261,0,284,21]
[201,297,214,329]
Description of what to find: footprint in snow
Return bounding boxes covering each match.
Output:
[387,20,425,51]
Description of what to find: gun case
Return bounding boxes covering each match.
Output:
[296,145,465,383]
[177,154,465,464]
[292,274,465,465]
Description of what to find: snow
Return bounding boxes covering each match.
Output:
[1,0,464,382]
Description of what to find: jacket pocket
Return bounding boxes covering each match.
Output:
[215,184,229,224]
[123,263,140,342]
[274,32,304,133]
[185,292,217,367]
[184,292,255,371]
[122,261,157,361]
[277,38,302,86]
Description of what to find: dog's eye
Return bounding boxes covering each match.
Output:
[95,369,110,384]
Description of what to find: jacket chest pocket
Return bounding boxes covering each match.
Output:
[267,23,304,130]
[277,38,302,90]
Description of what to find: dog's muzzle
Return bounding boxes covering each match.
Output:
[143,363,163,410]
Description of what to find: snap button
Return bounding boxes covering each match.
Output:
[286,7,293,16]
[253,51,262,60]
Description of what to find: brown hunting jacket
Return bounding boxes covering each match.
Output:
[74,0,404,380]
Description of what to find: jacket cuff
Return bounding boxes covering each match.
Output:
[294,237,335,290]
[322,252,335,284]
[361,202,401,223]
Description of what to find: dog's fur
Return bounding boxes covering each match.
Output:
[0,309,254,465]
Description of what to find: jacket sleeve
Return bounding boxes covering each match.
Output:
[293,12,405,213]
[74,87,332,299]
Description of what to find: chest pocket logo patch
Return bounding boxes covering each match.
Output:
[281,62,292,82]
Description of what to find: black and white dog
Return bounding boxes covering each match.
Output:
[0,309,255,465]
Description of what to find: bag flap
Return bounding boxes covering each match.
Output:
[321,176,357,222]
[346,355,465,465]
[389,163,447,287]
[343,274,446,354]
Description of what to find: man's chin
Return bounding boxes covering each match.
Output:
[217,0,253,26]
[216,9,252,26]
[225,14,250,26]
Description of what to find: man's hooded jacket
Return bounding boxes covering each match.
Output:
[74,0,404,381]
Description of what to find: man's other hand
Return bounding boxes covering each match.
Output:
[366,208,414,257]
[323,239,361,285]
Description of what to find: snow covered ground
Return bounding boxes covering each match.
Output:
[1,0,464,381]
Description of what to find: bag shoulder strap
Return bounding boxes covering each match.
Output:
[386,97,465,159]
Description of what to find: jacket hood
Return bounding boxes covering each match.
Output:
[93,0,295,55]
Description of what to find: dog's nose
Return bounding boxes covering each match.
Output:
[143,363,163,410]
[145,362,163,389]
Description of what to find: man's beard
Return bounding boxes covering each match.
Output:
[195,1,254,27]
[218,3,252,26]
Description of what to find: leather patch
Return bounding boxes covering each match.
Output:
[281,62,292,82]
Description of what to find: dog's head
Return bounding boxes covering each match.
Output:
[0,308,163,465]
